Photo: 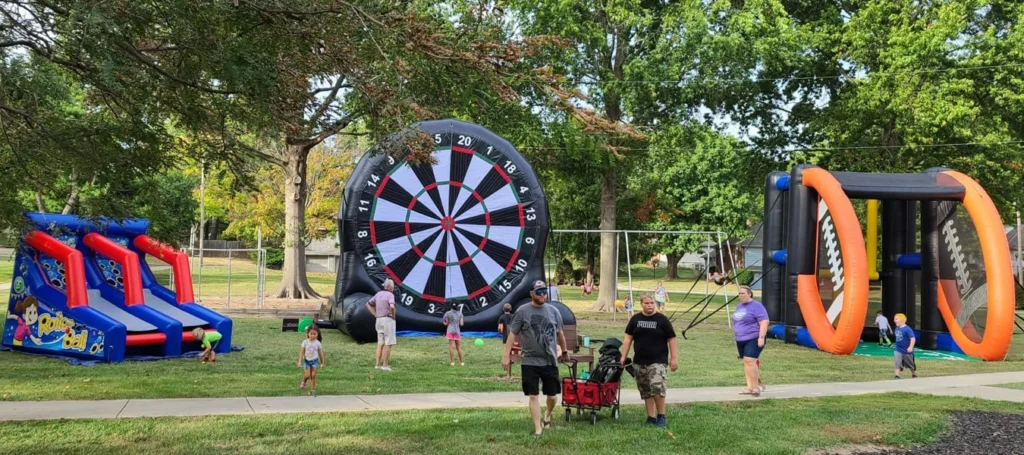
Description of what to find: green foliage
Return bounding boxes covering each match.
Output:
[735,268,754,286]
[0,55,172,229]
[638,123,767,255]
[260,247,285,270]
[554,258,575,286]
[721,0,1024,212]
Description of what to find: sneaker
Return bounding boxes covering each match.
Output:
[656,415,667,427]
[912,374,918,378]
[374,365,381,370]
[893,375,900,380]
[645,417,658,425]
[381,366,392,372]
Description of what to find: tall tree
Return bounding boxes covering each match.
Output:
[639,124,768,278]
[2,0,581,298]
[721,0,1024,210]
[0,54,172,228]
[216,138,358,245]
[508,0,797,310]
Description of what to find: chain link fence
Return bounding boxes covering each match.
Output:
[182,248,268,308]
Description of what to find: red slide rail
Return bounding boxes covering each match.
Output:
[132,235,195,304]
[126,333,167,346]
[24,231,90,308]
[82,233,145,306]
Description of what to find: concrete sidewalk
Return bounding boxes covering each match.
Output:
[4,371,1024,422]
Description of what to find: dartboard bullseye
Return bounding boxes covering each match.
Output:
[334,120,554,341]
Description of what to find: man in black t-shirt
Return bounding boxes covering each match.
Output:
[621,294,678,427]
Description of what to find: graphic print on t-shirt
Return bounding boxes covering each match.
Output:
[732,307,747,321]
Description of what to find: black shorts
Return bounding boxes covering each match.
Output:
[521,365,561,396]
[736,338,764,359]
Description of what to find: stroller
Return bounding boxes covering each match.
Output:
[562,338,634,424]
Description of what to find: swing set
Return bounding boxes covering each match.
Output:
[544,229,743,325]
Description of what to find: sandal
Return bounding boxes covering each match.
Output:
[543,418,552,428]
[739,389,755,395]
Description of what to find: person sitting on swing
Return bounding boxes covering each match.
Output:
[582,279,594,296]
[709,269,726,286]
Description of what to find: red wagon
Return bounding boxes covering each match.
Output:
[562,360,621,424]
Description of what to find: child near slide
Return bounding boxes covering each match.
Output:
[192,327,222,364]
[298,326,325,396]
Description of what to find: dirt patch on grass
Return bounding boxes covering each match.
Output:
[808,444,903,455]
[198,297,324,309]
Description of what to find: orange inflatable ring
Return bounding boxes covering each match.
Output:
[796,168,869,355]
[936,171,1015,361]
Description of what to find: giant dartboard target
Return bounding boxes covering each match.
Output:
[333,120,557,341]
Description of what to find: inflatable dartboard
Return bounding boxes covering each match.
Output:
[331,120,570,342]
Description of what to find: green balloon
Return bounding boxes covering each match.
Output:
[474,338,484,346]
[298,317,314,333]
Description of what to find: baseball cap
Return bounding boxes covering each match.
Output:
[532,280,548,292]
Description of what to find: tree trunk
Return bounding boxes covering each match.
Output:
[665,252,680,279]
[34,192,45,213]
[273,141,322,299]
[591,166,618,311]
[61,172,79,215]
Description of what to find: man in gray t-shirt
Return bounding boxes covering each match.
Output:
[502,280,568,437]
[511,301,563,367]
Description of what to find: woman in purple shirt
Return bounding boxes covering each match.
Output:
[733,285,768,396]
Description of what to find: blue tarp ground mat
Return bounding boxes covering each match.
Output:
[0,345,246,366]
[397,331,502,338]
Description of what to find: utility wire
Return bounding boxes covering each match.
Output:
[519,140,1024,154]
[574,63,1024,86]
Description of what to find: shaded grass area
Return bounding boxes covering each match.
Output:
[2,317,1024,402]
[1,394,1022,455]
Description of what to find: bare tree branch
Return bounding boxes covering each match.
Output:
[309,76,347,127]
[116,43,244,95]
[313,110,363,145]
[228,136,287,167]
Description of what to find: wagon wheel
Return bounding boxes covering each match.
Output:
[613,405,620,420]
[590,411,597,425]
[565,408,571,422]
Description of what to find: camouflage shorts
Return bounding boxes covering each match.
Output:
[635,363,668,399]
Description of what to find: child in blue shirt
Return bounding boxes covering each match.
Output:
[892,313,917,379]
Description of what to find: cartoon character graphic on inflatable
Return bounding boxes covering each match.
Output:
[7,296,42,346]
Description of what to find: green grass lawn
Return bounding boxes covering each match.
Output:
[3,317,1024,402]
[1,394,1021,455]
[995,382,1024,391]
